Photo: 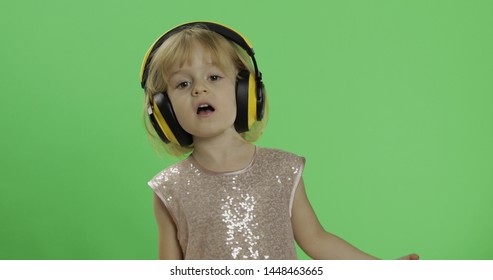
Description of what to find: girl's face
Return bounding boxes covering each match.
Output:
[166,44,238,141]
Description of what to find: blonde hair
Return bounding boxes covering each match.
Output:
[142,24,268,157]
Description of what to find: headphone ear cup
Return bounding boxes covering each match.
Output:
[234,70,250,133]
[151,92,193,147]
[148,105,171,144]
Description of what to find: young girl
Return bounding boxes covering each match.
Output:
[140,21,419,260]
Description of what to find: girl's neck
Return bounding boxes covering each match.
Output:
[191,133,256,173]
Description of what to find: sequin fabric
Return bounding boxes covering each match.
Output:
[148,147,305,260]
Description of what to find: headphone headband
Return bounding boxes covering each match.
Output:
[140,21,261,90]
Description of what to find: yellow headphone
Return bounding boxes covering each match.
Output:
[140,21,265,147]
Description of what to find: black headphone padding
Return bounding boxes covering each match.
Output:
[153,92,193,147]
[234,70,250,133]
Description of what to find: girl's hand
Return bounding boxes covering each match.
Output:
[397,253,420,260]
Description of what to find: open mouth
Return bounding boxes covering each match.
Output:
[197,104,215,115]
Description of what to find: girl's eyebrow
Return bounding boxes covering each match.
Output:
[169,69,184,76]
[170,63,224,76]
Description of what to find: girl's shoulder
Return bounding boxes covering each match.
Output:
[257,146,305,163]
[256,147,306,175]
[148,157,192,189]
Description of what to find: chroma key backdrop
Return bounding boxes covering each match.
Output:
[0,0,492,260]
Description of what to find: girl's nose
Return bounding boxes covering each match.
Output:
[192,83,208,96]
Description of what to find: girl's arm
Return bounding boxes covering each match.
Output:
[291,178,418,260]
[153,194,183,260]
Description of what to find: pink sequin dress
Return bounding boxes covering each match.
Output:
[148,147,305,260]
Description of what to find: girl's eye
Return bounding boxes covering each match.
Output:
[209,75,222,81]
[176,81,190,89]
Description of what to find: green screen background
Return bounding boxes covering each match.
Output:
[1,0,492,260]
